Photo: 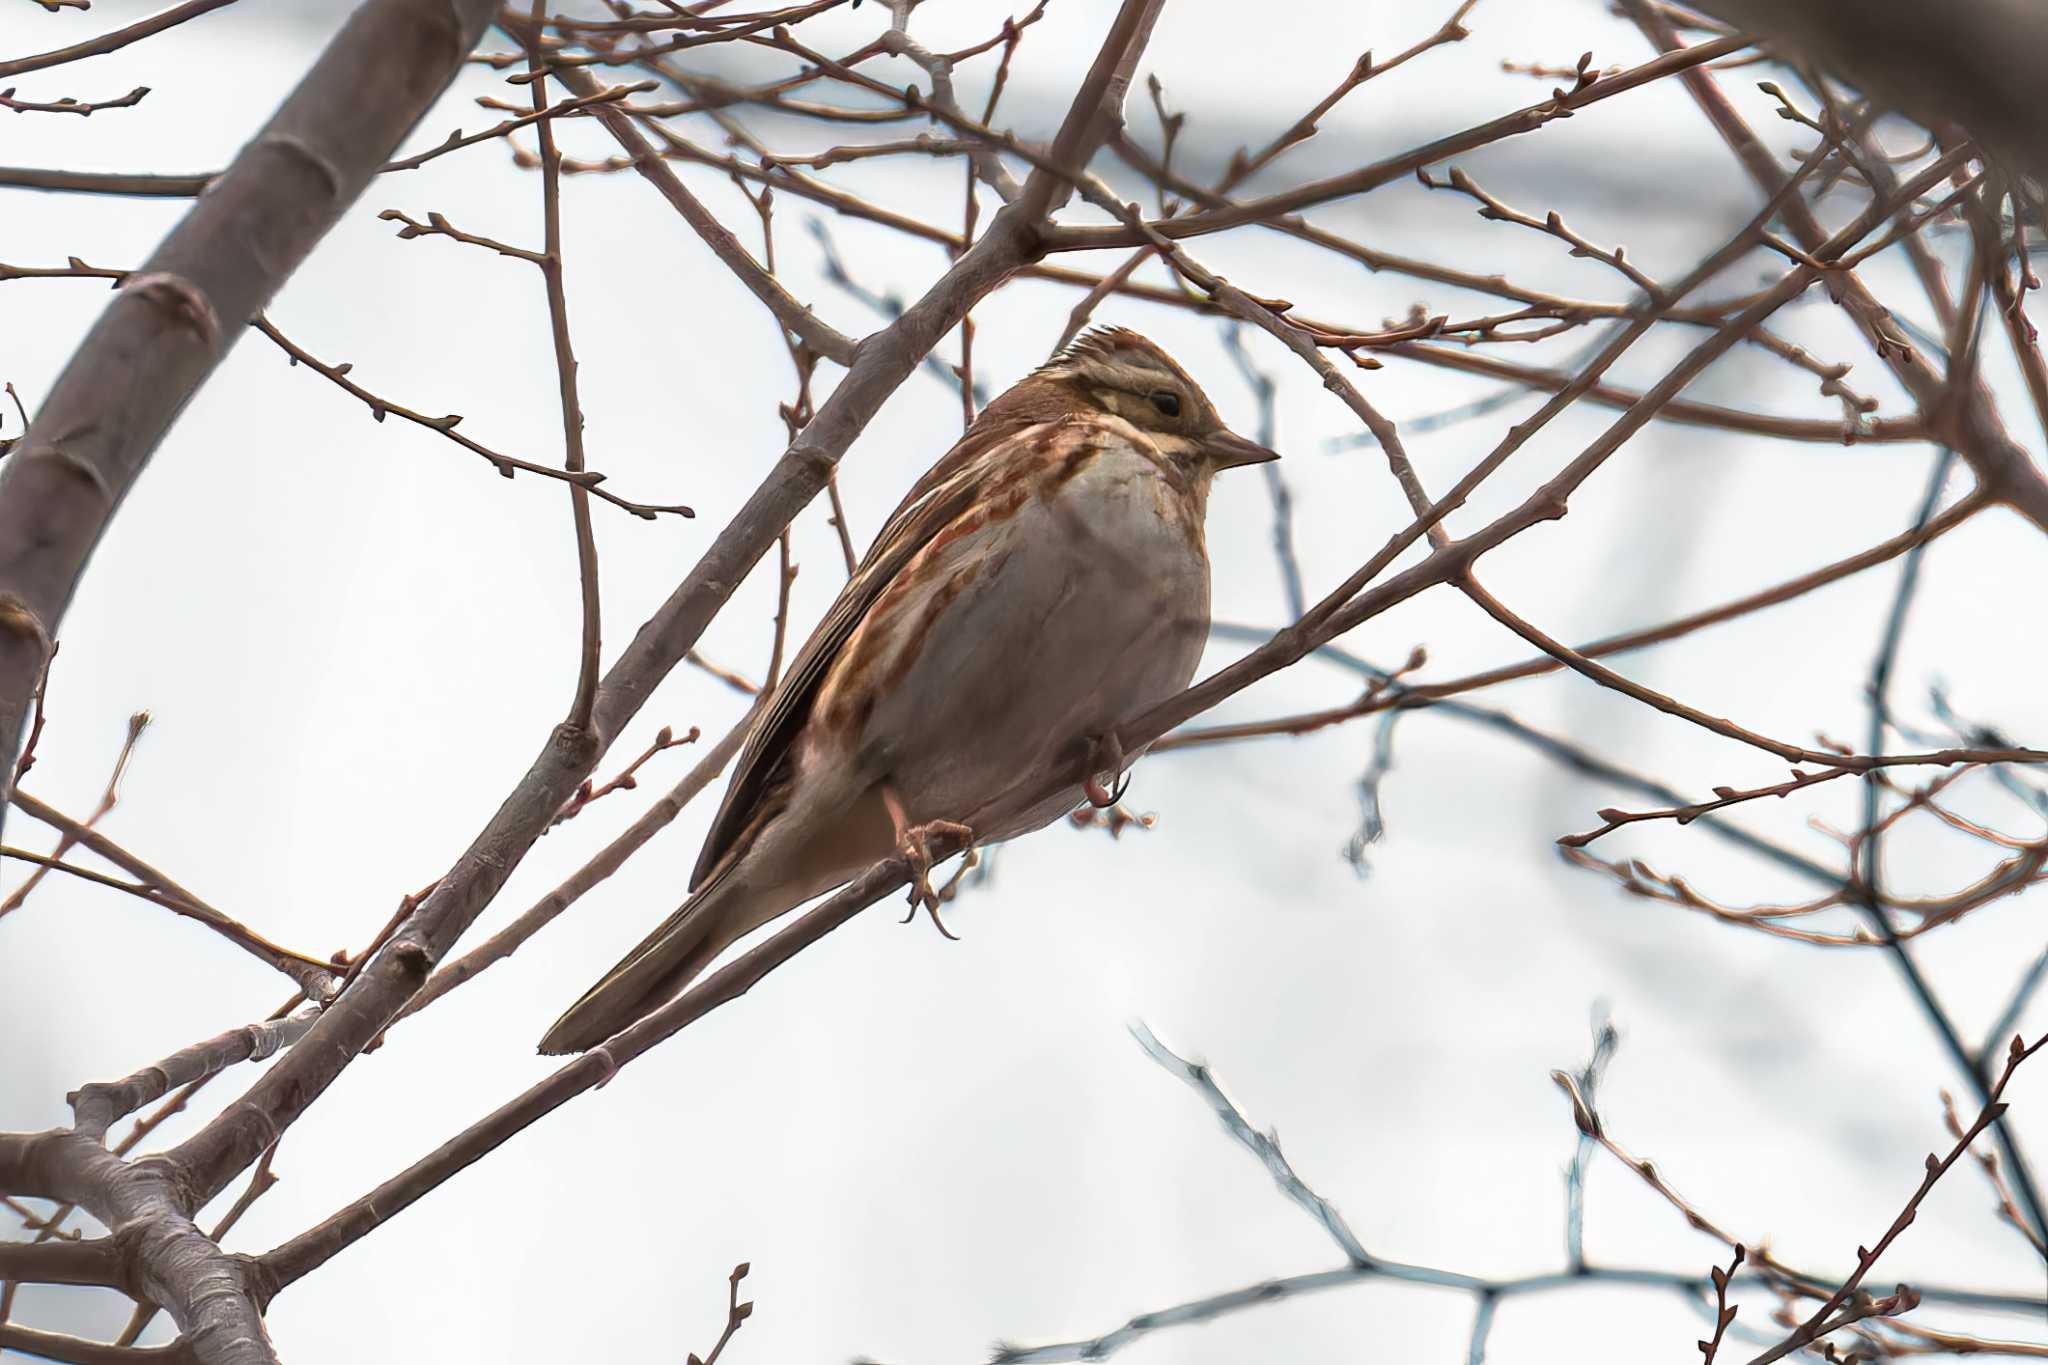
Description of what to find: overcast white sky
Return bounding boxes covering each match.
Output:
[3,2,2046,1361]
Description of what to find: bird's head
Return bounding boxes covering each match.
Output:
[1019,326,1281,475]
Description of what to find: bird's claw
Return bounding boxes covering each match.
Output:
[1083,731,1130,809]
[895,818,973,940]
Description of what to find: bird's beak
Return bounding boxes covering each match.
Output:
[1201,428,1281,469]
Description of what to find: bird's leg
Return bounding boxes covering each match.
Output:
[1082,730,1130,809]
[880,783,972,940]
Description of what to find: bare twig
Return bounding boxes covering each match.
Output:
[548,58,858,364]
[550,723,699,828]
[8,789,339,994]
[0,0,508,863]
[1940,1088,2048,1257]
[1741,1032,2047,1364]
[161,0,1172,1226]
[518,4,604,731]
[688,1264,754,1365]
[383,79,654,173]
[0,85,147,115]
[0,0,237,80]
[0,708,147,917]
[253,316,691,519]
[386,711,751,1034]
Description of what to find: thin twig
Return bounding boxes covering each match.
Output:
[5,791,339,995]
[253,315,692,518]
[0,85,148,116]
[0,708,148,917]
[1741,1033,2047,1365]
[519,4,604,730]
[0,0,238,80]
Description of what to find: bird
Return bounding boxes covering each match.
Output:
[539,326,1279,1054]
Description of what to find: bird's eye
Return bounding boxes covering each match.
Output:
[1149,390,1181,418]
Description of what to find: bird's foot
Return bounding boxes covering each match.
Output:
[1082,730,1130,809]
[894,818,974,939]
[879,783,973,940]
[1070,803,1155,839]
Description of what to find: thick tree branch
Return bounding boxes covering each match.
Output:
[2,1130,271,1361]
[383,710,753,1031]
[0,0,504,835]
[70,1010,319,1143]
[0,1237,122,1290]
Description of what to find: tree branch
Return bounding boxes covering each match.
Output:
[159,0,1173,1216]
[0,0,505,837]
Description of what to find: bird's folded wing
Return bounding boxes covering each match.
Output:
[687,415,1050,890]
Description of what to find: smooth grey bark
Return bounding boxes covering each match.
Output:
[0,1,501,1358]
[0,0,502,841]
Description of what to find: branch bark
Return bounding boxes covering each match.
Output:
[1691,0,2048,187]
[0,0,239,80]
[160,0,1172,1217]
[1625,6,2048,533]
[10,791,339,995]
[0,1322,180,1365]
[0,0,503,837]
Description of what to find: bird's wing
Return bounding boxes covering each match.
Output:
[687,414,1051,890]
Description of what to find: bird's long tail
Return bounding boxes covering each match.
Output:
[537,869,783,1055]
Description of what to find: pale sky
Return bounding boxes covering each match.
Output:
[3,2,2045,1361]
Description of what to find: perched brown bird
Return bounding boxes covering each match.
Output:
[539,327,1278,1054]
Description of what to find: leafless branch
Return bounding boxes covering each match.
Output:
[0,0,508,851]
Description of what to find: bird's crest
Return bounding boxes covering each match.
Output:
[1039,325,1181,378]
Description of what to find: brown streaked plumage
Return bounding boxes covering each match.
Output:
[539,327,1278,1055]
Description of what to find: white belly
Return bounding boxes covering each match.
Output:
[855,442,1210,834]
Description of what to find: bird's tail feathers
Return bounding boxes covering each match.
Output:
[537,870,767,1055]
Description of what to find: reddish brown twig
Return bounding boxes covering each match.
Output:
[0,84,147,115]
[1042,32,1757,250]
[0,0,237,80]
[7,788,337,992]
[252,316,690,519]
[0,704,144,916]
[1391,489,1982,712]
[377,207,544,264]
[551,724,699,828]
[1463,576,2048,774]
[1559,765,1857,848]
[1502,53,1622,83]
[507,0,851,82]
[515,3,604,730]
[382,80,654,173]
[1419,164,1664,298]
[1699,1246,1746,1364]
[9,640,55,783]
[1222,0,1478,191]
[684,650,760,696]
[1863,1316,2048,1357]
[1741,1033,2047,1365]
[1550,1067,1815,1291]
[1940,1087,2048,1257]
[688,1263,754,1365]
[1156,647,1427,750]
[1564,828,2045,948]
